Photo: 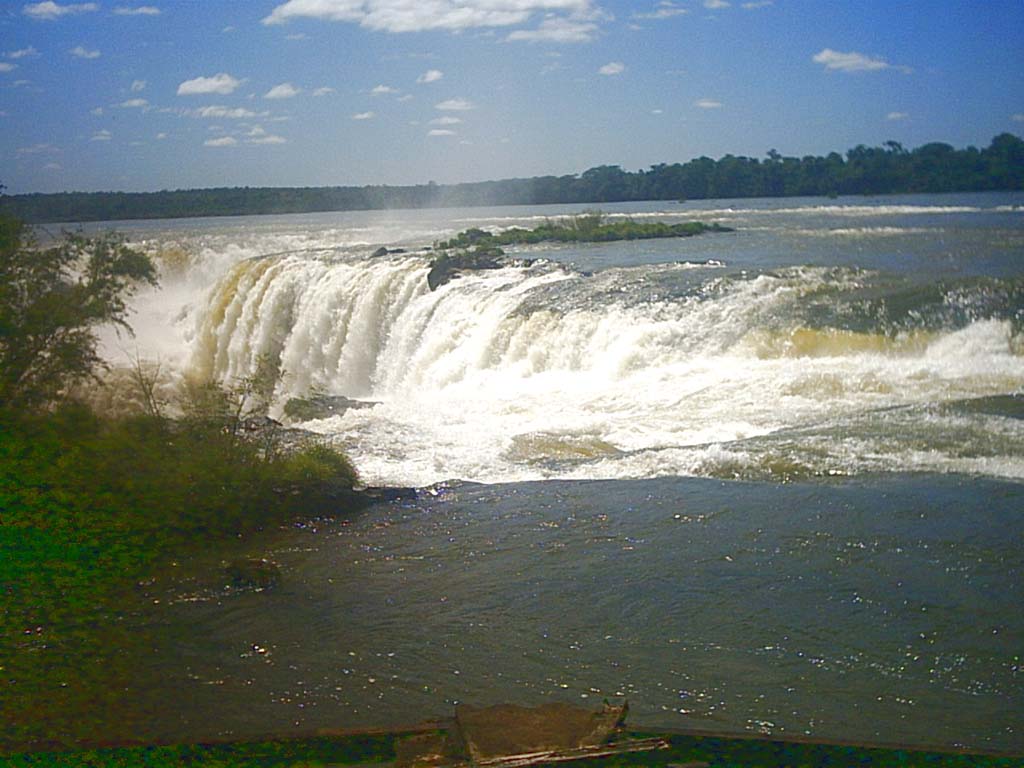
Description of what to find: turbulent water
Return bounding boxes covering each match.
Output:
[96,193,1022,752]
[116,193,1024,487]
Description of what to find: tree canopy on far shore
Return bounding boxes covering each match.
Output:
[3,134,1022,224]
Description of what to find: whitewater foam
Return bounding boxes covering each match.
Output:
[102,198,1024,486]
[453,204,1000,227]
[176,252,1022,485]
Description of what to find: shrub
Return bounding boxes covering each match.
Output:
[0,216,158,410]
[280,443,359,486]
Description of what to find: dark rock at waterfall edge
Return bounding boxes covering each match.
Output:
[283,394,379,422]
[371,246,408,257]
[427,249,534,291]
[241,415,283,431]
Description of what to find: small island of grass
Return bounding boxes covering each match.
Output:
[425,211,730,290]
[436,211,731,250]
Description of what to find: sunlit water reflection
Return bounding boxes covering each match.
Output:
[144,475,1022,752]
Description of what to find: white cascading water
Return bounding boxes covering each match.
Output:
[165,246,1024,486]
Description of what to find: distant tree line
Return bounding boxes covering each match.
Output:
[3,133,1022,224]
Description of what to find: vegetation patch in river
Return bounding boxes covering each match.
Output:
[427,212,730,290]
[436,211,731,249]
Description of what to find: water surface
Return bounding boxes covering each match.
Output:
[80,192,1024,752]
[150,474,1022,752]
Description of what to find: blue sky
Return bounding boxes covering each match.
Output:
[2,0,1022,194]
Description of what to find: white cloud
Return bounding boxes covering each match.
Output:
[430,115,462,125]
[598,61,624,76]
[507,16,598,43]
[285,32,307,39]
[16,143,60,155]
[43,162,62,170]
[113,5,161,15]
[0,63,15,73]
[130,79,146,92]
[812,48,910,74]
[240,125,288,144]
[70,45,101,59]
[177,72,242,96]
[651,108,663,114]
[312,86,335,96]
[156,132,167,139]
[398,93,414,102]
[633,2,688,20]
[1013,114,1024,123]
[704,0,730,7]
[249,134,288,144]
[371,84,399,95]
[263,0,599,37]
[741,0,772,7]
[189,105,260,119]
[265,82,301,99]
[435,98,474,110]
[90,106,104,115]
[417,69,444,84]
[695,98,722,108]
[352,111,376,120]
[23,2,98,20]
[204,136,237,147]
[119,98,148,108]
[886,111,908,121]
[7,47,39,59]
[90,129,112,141]
[428,129,456,136]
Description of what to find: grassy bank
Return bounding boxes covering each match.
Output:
[0,403,361,750]
[0,214,367,750]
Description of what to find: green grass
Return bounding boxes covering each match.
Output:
[0,403,360,751]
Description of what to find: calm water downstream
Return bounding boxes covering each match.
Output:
[147,474,1022,753]
[85,193,1024,751]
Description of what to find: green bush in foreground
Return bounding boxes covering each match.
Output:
[0,217,158,409]
[0,399,361,750]
[0,216,362,750]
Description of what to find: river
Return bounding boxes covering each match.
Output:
[91,192,1023,752]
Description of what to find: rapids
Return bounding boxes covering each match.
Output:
[78,192,1024,753]
[104,193,1024,486]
